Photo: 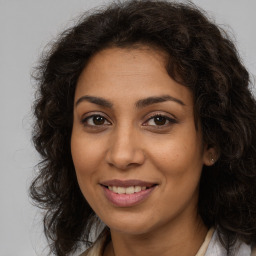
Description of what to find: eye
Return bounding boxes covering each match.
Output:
[143,114,177,127]
[148,115,168,126]
[81,114,111,127]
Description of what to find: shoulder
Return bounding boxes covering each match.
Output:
[79,241,104,256]
[79,231,109,256]
[79,242,103,256]
[251,244,256,256]
[80,250,89,256]
[205,230,254,256]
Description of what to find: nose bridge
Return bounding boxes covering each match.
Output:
[106,122,145,169]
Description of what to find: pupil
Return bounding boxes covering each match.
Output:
[93,116,104,125]
[154,116,166,125]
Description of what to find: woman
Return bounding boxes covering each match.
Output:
[30,1,256,255]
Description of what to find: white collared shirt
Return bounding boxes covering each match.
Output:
[81,228,255,256]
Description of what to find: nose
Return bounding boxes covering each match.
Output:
[105,126,145,170]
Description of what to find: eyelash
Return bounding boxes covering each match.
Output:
[81,113,177,129]
[143,113,177,128]
[81,114,111,128]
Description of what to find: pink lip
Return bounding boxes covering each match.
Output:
[100,180,157,207]
[100,179,155,188]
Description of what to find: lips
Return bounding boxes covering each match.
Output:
[108,185,147,194]
[101,179,155,188]
[100,179,157,207]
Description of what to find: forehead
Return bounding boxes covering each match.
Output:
[75,47,193,107]
[79,46,168,81]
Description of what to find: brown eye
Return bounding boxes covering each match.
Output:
[153,116,167,126]
[93,115,105,125]
[143,114,177,128]
[81,114,111,127]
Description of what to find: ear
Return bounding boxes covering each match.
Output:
[203,145,219,166]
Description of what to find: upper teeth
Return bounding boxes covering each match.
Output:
[108,186,146,194]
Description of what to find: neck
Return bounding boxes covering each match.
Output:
[104,215,208,256]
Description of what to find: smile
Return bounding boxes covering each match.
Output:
[108,185,147,194]
[100,180,157,207]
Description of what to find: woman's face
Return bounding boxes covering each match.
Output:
[71,47,213,235]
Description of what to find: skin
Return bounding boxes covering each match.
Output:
[71,47,216,256]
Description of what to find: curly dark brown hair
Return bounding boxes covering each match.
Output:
[30,0,256,255]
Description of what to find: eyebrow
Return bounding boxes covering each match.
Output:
[75,94,185,108]
[76,95,113,108]
[135,95,185,108]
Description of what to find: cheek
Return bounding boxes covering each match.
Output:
[71,131,103,169]
[71,132,102,190]
[148,134,203,210]
[71,134,104,208]
[151,140,201,169]
[146,128,204,182]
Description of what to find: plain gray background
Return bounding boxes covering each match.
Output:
[0,0,255,255]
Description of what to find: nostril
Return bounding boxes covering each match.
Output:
[105,149,146,170]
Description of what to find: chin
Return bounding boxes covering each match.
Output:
[110,224,153,236]
[104,213,160,236]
